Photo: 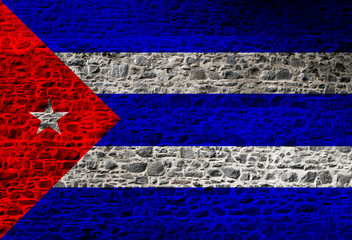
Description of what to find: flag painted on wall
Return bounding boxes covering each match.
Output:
[1,0,352,239]
[0,2,119,237]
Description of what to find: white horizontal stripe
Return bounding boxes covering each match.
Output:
[55,146,352,188]
[55,52,352,94]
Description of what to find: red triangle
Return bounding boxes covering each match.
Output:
[0,1,120,237]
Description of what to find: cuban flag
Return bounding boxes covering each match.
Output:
[1,0,352,239]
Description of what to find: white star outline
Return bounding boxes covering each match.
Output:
[30,100,68,134]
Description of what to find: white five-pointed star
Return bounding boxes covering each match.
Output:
[30,100,68,134]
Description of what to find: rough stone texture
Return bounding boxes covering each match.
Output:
[56,146,352,188]
[53,52,352,188]
[56,52,352,94]
[5,0,351,53]
[0,3,120,237]
[6,188,352,240]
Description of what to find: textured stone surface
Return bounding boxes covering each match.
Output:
[5,0,352,53]
[56,146,352,188]
[53,52,352,188]
[56,52,352,94]
[0,3,119,237]
[6,188,352,240]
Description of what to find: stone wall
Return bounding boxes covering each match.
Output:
[56,146,352,188]
[54,53,352,188]
[56,52,352,94]
[6,188,352,240]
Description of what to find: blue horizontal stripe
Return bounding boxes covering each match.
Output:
[96,94,352,146]
[3,0,352,52]
[5,188,352,240]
